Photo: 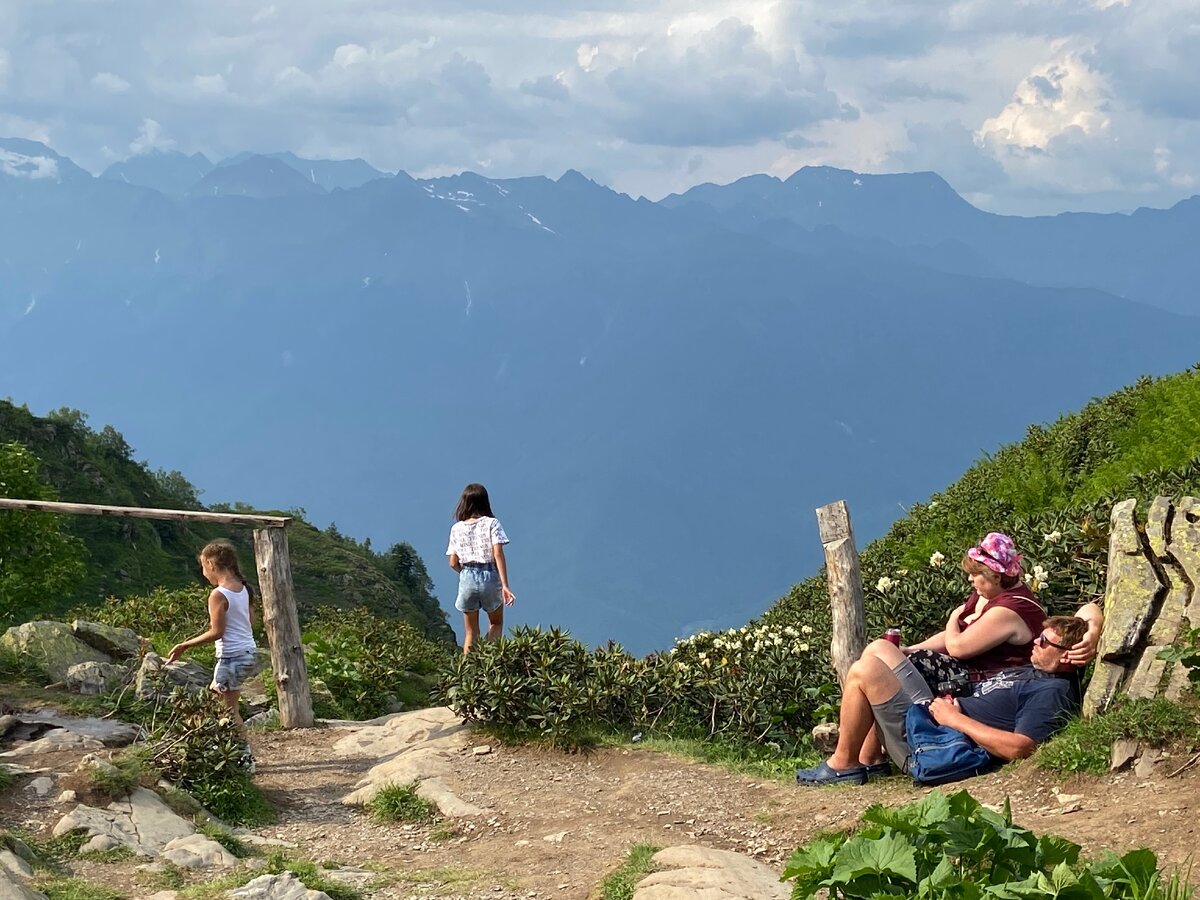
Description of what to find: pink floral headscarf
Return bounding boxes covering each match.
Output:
[967,532,1023,577]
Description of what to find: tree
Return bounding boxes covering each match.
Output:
[0,443,87,625]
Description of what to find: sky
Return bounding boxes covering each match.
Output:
[2,0,1199,215]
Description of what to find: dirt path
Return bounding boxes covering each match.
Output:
[249,725,1200,899]
[3,719,1197,899]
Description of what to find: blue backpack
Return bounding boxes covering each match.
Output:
[904,701,994,785]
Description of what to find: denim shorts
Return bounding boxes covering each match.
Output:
[212,650,259,693]
[455,565,503,613]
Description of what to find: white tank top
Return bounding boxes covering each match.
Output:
[214,585,256,657]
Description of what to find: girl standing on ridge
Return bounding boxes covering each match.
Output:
[168,540,259,742]
[447,483,515,653]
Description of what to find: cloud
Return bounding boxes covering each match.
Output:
[602,17,854,147]
[129,118,175,155]
[0,147,59,179]
[520,73,569,102]
[92,71,130,93]
[977,53,1110,153]
[192,73,228,94]
[874,78,967,104]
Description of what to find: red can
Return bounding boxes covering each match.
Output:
[884,627,902,646]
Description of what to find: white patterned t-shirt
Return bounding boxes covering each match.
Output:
[446,516,509,564]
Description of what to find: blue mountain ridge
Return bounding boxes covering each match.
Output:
[2,139,1199,653]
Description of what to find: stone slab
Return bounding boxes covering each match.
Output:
[634,845,790,900]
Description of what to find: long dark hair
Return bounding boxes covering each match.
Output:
[455,483,495,521]
[199,539,254,600]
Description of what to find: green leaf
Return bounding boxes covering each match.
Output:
[831,833,918,886]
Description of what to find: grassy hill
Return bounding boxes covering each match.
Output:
[0,400,454,644]
[762,364,1200,653]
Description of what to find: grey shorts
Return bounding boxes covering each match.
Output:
[212,650,259,694]
[870,656,935,771]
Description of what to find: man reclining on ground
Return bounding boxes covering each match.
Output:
[795,614,1091,785]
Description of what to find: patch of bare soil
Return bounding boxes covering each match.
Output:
[2,719,1198,900]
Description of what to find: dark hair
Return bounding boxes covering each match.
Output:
[199,540,254,601]
[455,483,495,521]
[1044,615,1087,649]
[961,555,1022,590]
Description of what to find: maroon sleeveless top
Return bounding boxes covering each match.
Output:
[956,584,1046,676]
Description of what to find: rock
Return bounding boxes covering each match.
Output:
[25,777,54,797]
[135,651,212,702]
[246,709,280,731]
[543,831,568,843]
[0,848,34,877]
[0,868,48,900]
[473,744,493,756]
[57,790,77,803]
[72,620,142,659]
[811,723,839,753]
[240,674,271,709]
[8,711,141,746]
[0,621,111,682]
[1135,748,1165,778]
[1111,739,1140,771]
[67,660,132,696]
[332,707,469,757]
[416,778,486,817]
[140,892,180,900]
[320,867,374,887]
[228,872,332,900]
[159,834,238,869]
[53,787,194,856]
[633,845,790,899]
[0,731,105,758]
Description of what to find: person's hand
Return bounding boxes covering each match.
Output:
[1065,628,1100,667]
[166,644,185,664]
[928,696,963,725]
[501,587,516,606]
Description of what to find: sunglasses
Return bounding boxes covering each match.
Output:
[1034,632,1069,650]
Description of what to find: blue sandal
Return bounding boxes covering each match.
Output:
[795,761,868,785]
[864,761,892,778]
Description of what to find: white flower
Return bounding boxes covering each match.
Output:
[1033,565,1050,581]
[801,625,813,635]
[784,626,798,637]
[930,552,946,567]
[1043,530,1062,544]
[1024,573,1034,584]
[698,652,707,660]
[799,643,810,652]
[876,576,896,593]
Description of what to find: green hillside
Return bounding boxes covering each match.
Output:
[0,400,454,644]
[762,364,1200,656]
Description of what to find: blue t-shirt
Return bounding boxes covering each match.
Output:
[957,668,1078,748]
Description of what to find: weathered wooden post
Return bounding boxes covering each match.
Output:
[816,500,866,686]
[253,525,314,729]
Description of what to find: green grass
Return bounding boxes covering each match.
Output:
[32,877,126,900]
[175,851,364,900]
[0,764,13,793]
[367,781,437,823]
[77,846,136,863]
[196,822,255,859]
[597,843,660,900]
[21,829,89,871]
[1038,698,1200,774]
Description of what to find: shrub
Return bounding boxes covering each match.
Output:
[1159,626,1200,690]
[436,624,830,748]
[77,586,212,658]
[144,688,273,826]
[368,781,437,823]
[782,789,1194,899]
[302,606,450,720]
[600,843,660,900]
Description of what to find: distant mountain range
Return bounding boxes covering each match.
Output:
[2,137,1198,653]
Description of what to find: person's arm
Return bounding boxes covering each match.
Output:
[927,697,1037,760]
[493,543,515,605]
[942,606,1028,659]
[448,552,462,573]
[1065,602,1104,666]
[167,590,228,663]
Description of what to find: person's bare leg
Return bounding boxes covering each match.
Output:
[825,641,909,770]
[462,611,481,653]
[485,607,504,642]
[212,686,244,730]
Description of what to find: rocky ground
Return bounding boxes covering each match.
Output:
[1,701,1199,900]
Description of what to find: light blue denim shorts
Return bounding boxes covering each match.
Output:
[212,649,259,693]
[456,564,503,613]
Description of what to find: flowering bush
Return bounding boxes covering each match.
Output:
[435,623,829,747]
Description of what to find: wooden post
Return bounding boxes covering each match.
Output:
[817,500,866,687]
[253,526,314,728]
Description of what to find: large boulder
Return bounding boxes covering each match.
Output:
[229,873,331,900]
[135,652,211,702]
[633,845,791,899]
[66,661,132,696]
[0,868,47,900]
[53,787,194,856]
[72,620,142,659]
[0,621,111,682]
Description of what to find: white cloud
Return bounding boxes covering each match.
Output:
[0,49,10,89]
[0,148,59,179]
[977,53,1110,153]
[192,73,228,94]
[92,71,131,93]
[129,118,175,155]
[577,43,599,70]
